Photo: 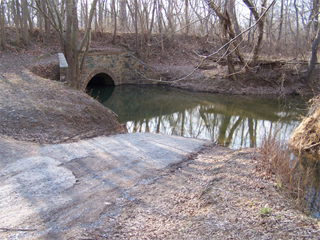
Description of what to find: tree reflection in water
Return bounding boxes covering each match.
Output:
[93,85,308,149]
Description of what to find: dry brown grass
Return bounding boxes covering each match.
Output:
[260,131,318,212]
[289,96,320,156]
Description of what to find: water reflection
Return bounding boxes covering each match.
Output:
[92,85,309,149]
[88,85,115,102]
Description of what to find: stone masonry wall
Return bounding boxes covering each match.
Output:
[77,50,159,91]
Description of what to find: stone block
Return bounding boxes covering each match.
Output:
[58,53,68,82]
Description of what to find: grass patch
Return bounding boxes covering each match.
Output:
[259,205,271,217]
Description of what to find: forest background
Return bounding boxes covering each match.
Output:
[0,0,320,92]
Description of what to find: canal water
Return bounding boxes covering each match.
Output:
[90,85,309,149]
[90,84,320,219]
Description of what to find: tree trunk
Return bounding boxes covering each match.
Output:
[223,14,236,80]
[225,11,249,70]
[185,0,189,35]
[98,0,104,32]
[205,0,248,76]
[313,0,320,33]
[84,0,88,29]
[277,0,284,41]
[144,0,156,62]
[112,0,117,45]
[306,0,319,39]
[6,2,10,26]
[22,0,30,45]
[293,0,300,56]
[120,0,127,33]
[65,0,80,87]
[42,0,50,38]
[157,0,164,56]
[228,0,242,41]
[242,0,267,66]
[38,0,43,35]
[26,3,34,35]
[306,26,320,87]
[12,0,20,45]
[247,12,252,46]
[134,0,139,53]
[0,0,6,50]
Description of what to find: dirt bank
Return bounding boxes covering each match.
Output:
[0,50,126,144]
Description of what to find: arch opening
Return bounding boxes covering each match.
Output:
[86,72,115,103]
[87,73,115,88]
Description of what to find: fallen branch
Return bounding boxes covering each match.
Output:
[303,142,320,150]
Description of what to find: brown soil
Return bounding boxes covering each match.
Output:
[0,30,319,238]
[168,66,308,95]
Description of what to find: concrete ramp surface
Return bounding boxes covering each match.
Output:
[0,133,211,239]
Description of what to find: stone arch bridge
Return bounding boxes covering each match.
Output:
[58,48,159,91]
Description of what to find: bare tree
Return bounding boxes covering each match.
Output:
[306,25,320,87]
[26,0,34,35]
[0,0,6,50]
[134,0,139,53]
[0,1,7,50]
[111,0,117,44]
[21,0,30,45]
[277,0,284,41]
[293,0,300,56]
[11,0,20,44]
[157,0,164,56]
[36,0,98,88]
[143,0,157,62]
[81,0,89,29]
[227,0,242,40]
[205,0,249,79]
[120,0,127,33]
[185,0,189,34]
[243,0,268,66]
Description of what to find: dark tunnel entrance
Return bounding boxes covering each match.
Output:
[87,73,115,88]
[87,73,115,103]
